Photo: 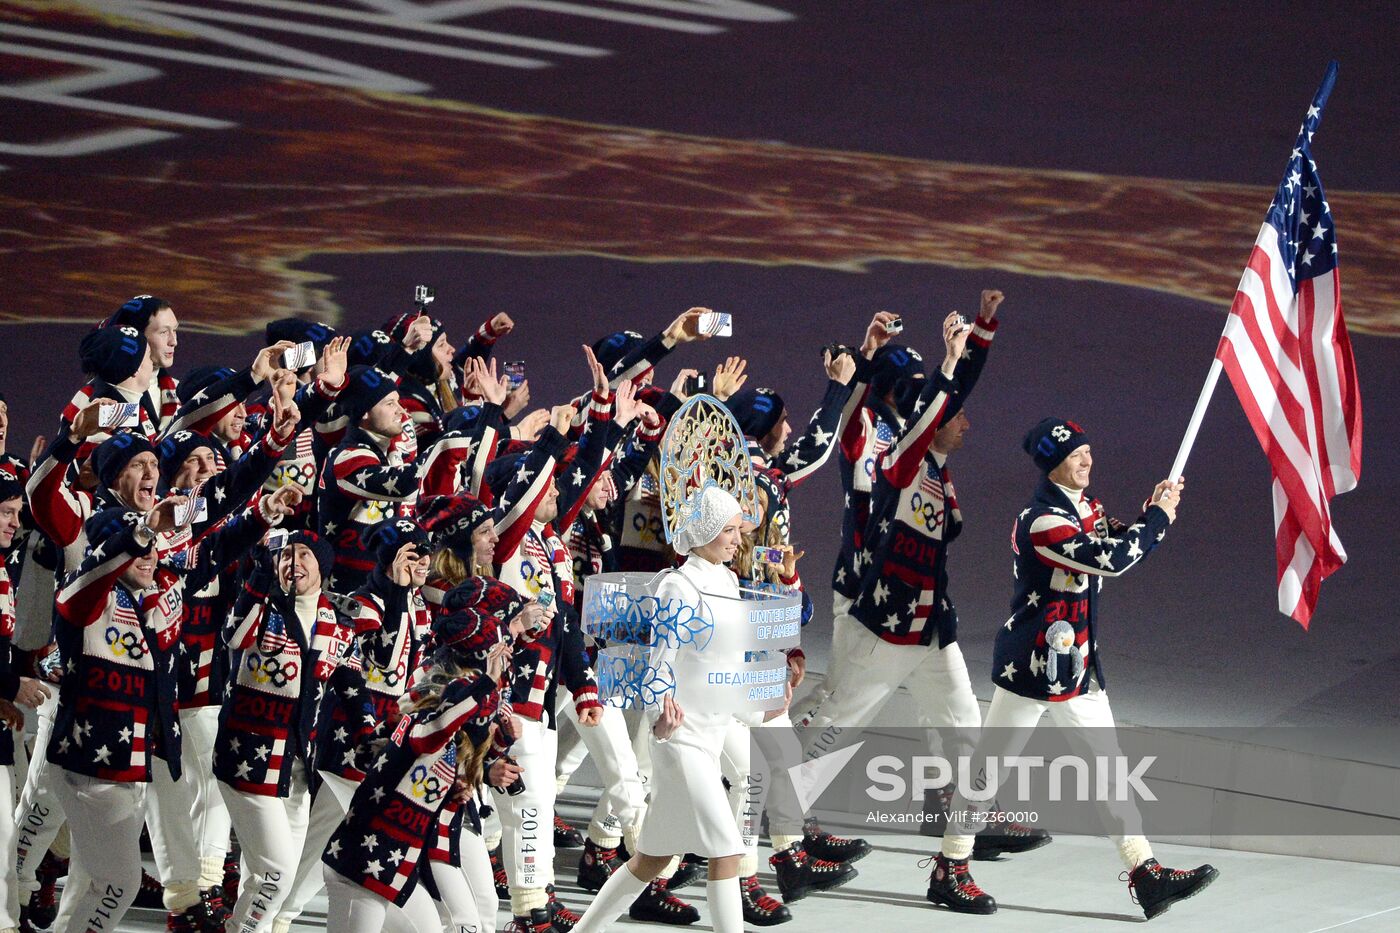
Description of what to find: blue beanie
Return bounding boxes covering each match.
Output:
[103,294,169,333]
[92,433,157,493]
[591,330,645,377]
[367,518,431,568]
[177,366,236,406]
[284,530,334,581]
[869,344,925,399]
[79,325,147,385]
[265,318,335,359]
[1023,418,1089,474]
[337,366,398,424]
[157,430,218,490]
[725,387,785,441]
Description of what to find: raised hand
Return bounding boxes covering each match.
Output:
[614,379,644,424]
[583,344,608,396]
[549,404,577,434]
[403,314,434,352]
[662,307,711,346]
[390,542,420,586]
[72,399,118,440]
[28,434,47,466]
[712,356,748,401]
[824,349,857,385]
[941,311,971,375]
[514,408,549,442]
[489,312,515,338]
[318,335,350,387]
[253,341,297,382]
[502,380,530,419]
[861,310,902,358]
[979,289,1005,322]
[146,495,190,534]
[669,368,699,401]
[263,485,304,520]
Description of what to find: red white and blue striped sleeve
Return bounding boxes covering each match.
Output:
[1028,511,1164,578]
[878,372,956,489]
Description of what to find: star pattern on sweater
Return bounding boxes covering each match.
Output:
[118,727,133,743]
[809,425,833,448]
[1001,662,1017,681]
[1126,538,1143,560]
[1048,682,1065,695]
[1095,552,1114,569]
[1061,539,1081,557]
[362,833,379,851]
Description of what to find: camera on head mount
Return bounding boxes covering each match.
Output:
[413,284,435,311]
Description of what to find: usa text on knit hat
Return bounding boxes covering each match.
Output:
[337,365,398,424]
[93,433,157,493]
[367,518,431,568]
[1023,417,1089,474]
[725,387,785,441]
[80,325,148,385]
[673,485,743,556]
[418,493,493,553]
[103,294,169,333]
[157,430,217,490]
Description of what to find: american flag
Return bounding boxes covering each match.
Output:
[1214,62,1362,627]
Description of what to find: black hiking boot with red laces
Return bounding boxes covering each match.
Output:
[666,854,705,891]
[925,853,996,914]
[553,815,584,849]
[629,878,700,925]
[801,818,871,864]
[1125,858,1219,920]
[200,885,231,929]
[547,885,581,932]
[740,874,791,926]
[490,846,510,899]
[919,785,956,837]
[577,839,622,892]
[971,819,1053,860]
[506,907,553,933]
[134,869,166,910]
[769,845,857,903]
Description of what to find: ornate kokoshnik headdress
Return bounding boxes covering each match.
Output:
[658,394,761,546]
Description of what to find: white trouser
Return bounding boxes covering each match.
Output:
[145,756,202,911]
[489,718,557,909]
[179,706,231,888]
[275,771,355,928]
[0,762,19,929]
[720,722,758,875]
[940,686,1150,867]
[430,828,499,933]
[323,867,441,933]
[219,760,312,933]
[50,770,147,933]
[801,622,982,762]
[554,716,590,791]
[556,692,645,847]
[14,690,63,895]
[795,594,856,724]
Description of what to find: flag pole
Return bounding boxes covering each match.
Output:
[1166,356,1223,482]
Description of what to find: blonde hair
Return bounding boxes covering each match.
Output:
[736,485,782,585]
[402,656,493,787]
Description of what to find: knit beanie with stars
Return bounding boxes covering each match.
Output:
[418,493,494,555]
[367,518,432,569]
[1022,417,1089,474]
[591,330,646,379]
[156,430,218,490]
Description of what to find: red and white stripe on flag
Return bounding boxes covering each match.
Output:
[1215,223,1362,627]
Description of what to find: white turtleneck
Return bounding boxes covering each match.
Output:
[293,590,320,644]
